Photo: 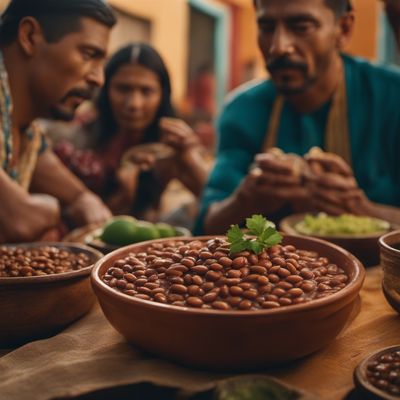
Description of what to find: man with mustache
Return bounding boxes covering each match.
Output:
[0,0,116,242]
[196,0,400,234]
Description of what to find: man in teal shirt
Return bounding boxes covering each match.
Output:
[196,0,400,234]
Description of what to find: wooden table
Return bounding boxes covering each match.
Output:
[1,266,398,400]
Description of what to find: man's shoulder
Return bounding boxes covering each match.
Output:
[223,78,276,110]
[344,54,400,83]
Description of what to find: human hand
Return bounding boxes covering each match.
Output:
[65,191,112,227]
[304,150,368,215]
[159,117,200,153]
[115,163,141,201]
[236,150,309,215]
[122,149,156,172]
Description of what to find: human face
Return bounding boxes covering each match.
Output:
[255,0,343,95]
[108,64,162,135]
[29,17,110,120]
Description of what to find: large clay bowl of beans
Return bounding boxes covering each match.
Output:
[91,235,365,369]
[0,242,103,346]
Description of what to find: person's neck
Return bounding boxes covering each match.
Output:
[285,54,344,114]
[2,44,37,132]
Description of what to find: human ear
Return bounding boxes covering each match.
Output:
[336,11,355,50]
[18,17,44,56]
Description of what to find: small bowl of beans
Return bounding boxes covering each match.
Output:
[354,345,400,399]
[0,242,103,346]
[91,235,365,370]
[379,230,400,314]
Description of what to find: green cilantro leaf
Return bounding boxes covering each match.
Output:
[246,214,268,236]
[248,240,265,254]
[227,224,248,253]
[227,215,283,254]
[227,224,244,243]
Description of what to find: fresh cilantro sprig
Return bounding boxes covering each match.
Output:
[227,215,283,254]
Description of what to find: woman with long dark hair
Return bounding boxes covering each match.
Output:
[55,43,208,221]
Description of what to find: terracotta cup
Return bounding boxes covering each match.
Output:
[379,230,400,313]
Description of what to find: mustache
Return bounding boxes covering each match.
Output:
[267,57,308,74]
[61,87,95,102]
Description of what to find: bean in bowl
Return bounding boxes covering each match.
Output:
[0,245,91,277]
[366,349,400,396]
[101,238,349,311]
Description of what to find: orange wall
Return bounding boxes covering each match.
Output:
[108,0,189,104]
[346,0,380,60]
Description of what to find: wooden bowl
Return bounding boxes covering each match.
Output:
[354,345,400,399]
[280,213,391,267]
[91,235,365,370]
[379,230,400,314]
[0,242,103,346]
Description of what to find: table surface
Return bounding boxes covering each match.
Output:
[0,266,398,400]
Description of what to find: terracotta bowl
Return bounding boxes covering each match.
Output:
[379,230,400,314]
[354,345,400,399]
[280,213,392,267]
[0,242,103,347]
[91,235,365,370]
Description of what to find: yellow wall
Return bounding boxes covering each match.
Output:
[108,0,189,104]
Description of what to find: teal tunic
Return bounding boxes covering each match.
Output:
[195,55,400,233]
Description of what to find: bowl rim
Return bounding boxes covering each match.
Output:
[354,344,400,400]
[379,230,400,255]
[0,242,103,285]
[91,235,365,317]
[280,213,392,240]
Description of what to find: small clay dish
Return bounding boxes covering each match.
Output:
[379,230,400,314]
[0,242,103,346]
[354,345,400,399]
[121,143,175,164]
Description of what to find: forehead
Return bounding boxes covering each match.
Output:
[111,64,161,86]
[56,17,110,53]
[255,0,334,20]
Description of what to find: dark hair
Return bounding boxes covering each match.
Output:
[0,0,116,45]
[324,0,353,16]
[253,0,353,16]
[96,42,175,148]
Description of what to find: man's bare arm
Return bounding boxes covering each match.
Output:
[31,150,112,226]
[0,169,60,243]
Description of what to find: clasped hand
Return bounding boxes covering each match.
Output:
[238,148,371,216]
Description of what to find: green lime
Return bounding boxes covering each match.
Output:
[155,223,176,238]
[131,222,160,243]
[100,219,138,246]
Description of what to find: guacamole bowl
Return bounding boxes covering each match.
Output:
[280,213,391,267]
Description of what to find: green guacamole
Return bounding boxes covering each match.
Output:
[295,213,390,236]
